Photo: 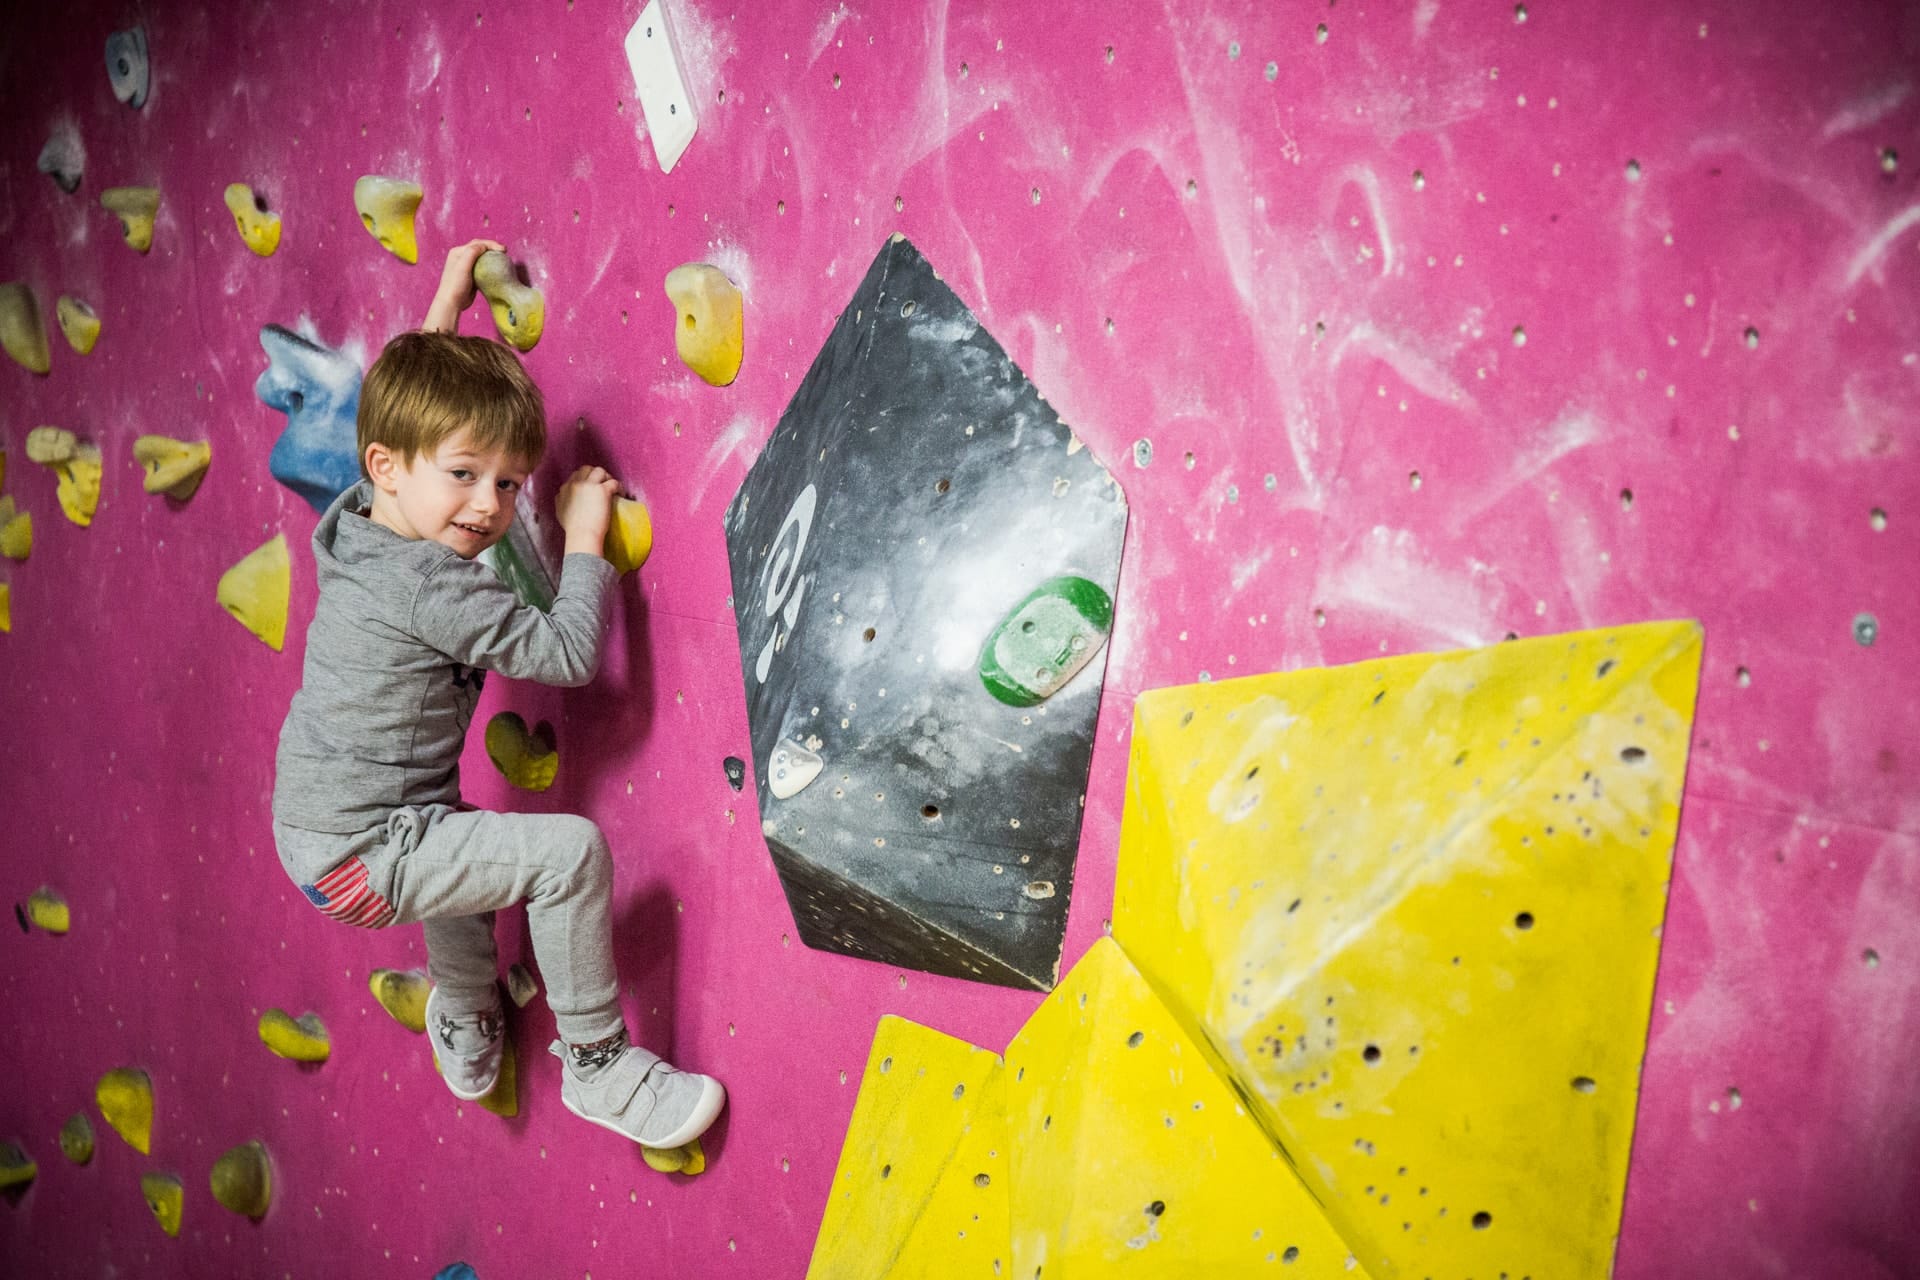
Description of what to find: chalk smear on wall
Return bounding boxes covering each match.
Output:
[1320,525,1498,650]
[809,3,854,65]
[688,413,759,513]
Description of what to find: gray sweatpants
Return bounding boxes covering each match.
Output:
[273,804,626,1045]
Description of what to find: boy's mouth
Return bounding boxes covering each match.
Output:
[453,522,491,540]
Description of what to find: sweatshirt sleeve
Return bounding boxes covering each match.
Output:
[410,551,619,687]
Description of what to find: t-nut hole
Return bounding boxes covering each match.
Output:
[921,804,940,820]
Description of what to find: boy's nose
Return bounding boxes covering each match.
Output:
[470,490,500,517]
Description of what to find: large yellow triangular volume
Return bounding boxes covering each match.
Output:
[217,534,290,651]
[809,1016,1009,1280]
[1112,621,1704,1280]
[1004,936,1365,1278]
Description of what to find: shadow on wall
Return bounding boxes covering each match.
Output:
[551,415,659,805]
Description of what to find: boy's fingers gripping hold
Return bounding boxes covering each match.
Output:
[556,465,623,559]
[424,238,509,332]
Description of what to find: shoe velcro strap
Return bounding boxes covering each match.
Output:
[607,1047,663,1110]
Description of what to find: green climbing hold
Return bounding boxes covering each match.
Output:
[978,575,1114,707]
[58,1113,93,1164]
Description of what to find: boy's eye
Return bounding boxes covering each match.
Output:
[497,479,521,493]
[450,469,474,481]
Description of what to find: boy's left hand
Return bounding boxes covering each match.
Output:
[423,238,506,332]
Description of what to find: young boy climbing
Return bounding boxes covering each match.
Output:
[271,238,725,1151]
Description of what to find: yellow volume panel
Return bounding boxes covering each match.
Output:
[809,1016,1009,1280]
[1004,936,1363,1278]
[1112,621,1704,1279]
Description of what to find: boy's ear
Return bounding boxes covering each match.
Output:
[364,442,402,494]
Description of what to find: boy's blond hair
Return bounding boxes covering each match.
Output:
[358,331,547,473]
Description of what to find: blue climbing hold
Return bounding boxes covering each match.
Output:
[432,1264,479,1280]
[256,324,364,513]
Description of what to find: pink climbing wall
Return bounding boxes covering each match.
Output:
[2,0,1916,1276]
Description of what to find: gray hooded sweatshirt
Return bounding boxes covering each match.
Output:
[273,481,616,842]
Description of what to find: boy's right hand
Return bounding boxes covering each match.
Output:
[423,237,506,332]
[555,465,622,558]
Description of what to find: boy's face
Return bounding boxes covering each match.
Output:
[365,427,531,559]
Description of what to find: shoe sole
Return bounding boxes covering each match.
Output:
[435,1053,501,1102]
[561,1075,727,1150]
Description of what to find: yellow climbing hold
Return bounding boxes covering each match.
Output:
[809,1016,1009,1280]
[484,712,558,791]
[1111,621,1704,1280]
[58,1113,94,1165]
[25,886,68,933]
[0,496,31,560]
[641,1138,707,1176]
[223,183,281,257]
[210,1140,273,1218]
[26,426,103,527]
[100,186,160,254]
[96,1067,154,1154]
[0,282,51,374]
[480,1038,519,1118]
[217,534,290,651]
[258,1009,330,1062]
[0,583,9,633]
[132,435,212,500]
[370,967,429,1032]
[663,263,743,386]
[140,1170,184,1237]
[473,250,544,351]
[57,295,100,354]
[603,496,653,576]
[353,175,423,264]
[0,1142,36,1191]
